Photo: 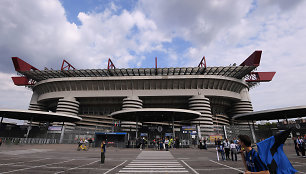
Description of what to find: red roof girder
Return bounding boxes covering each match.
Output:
[240,51,262,66]
[245,72,276,82]
[11,76,35,86]
[61,59,76,70]
[198,56,207,68]
[107,58,116,69]
[12,57,38,71]
[11,57,39,86]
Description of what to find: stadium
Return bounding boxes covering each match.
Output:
[10,50,275,142]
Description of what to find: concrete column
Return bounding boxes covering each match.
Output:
[189,94,213,137]
[56,97,79,116]
[59,122,66,144]
[28,92,48,112]
[26,118,33,139]
[231,88,253,115]
[249,121,257,143]
[0,117,3,126]
[120,96,142,134]
[55,97,79,143]
[223,125,228,139]
[172,115,175,139]
[231,88,254,126]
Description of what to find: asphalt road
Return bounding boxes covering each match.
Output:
[0,144,305,174]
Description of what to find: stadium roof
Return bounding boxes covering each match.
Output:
[233,105,306,121]
[0,109,82,122]
[19,66,256,82]
[110,108,201,122]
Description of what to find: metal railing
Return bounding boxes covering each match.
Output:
[0,137,58,145]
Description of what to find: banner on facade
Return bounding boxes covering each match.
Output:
[209,135,223,142]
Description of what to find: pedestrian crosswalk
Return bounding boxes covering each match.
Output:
[118,151,189,173]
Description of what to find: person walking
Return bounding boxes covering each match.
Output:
[216,138,221,146]
[0,138,2,148]
[159,138,164,150]
[141,137,145,150]
[138,138,143,150]
[203,139,207,150]
[101,141,106,164]
[218,143,225,161]
[169,138,173,148]
[238,134,269,174]
[297,136,305,157]
[230,140,237,161]
[293,137,300,156]
[165,137,169,151]
[223,138,230,160]
[175,137,180,148]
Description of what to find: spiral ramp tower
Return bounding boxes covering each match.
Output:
[231,100,253,116]
[28,92,48,112]
[56,97,80,116]
[29,103,48,112]
[55,97,80,128]
[230,88,254,126]
[188,95,214,137]
[120,96,142,132]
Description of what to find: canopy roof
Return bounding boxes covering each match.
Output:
[110,108,201,122]
[0,109,82,122]
[233,105,306,121]
[20,66,256,82]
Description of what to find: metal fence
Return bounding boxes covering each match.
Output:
[0,137,58,145]
[59,126,112,144]
[1,124,300,146]
[224,124,285,144]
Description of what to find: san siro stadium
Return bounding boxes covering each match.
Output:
[11,50,275,142]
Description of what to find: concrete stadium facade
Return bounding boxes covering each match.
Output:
[12,51,275,139]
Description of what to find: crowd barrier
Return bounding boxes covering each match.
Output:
[0,137,58,145]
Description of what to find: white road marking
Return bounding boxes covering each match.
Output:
[195,167,245,171]
[0,149,52,155]
[123,167,186,169]
[119,151,189,173]
[118,170,188,173]
[181,160,199,174]
[0,159,75,174]
[209,160,244,172]
[0,158,50,166]
[104,160,127,174]
[130,161,179,163]
[54,159,100,174]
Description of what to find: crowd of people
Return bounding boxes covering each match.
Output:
[77,138,94,151]
[77,133,305,173]
[293,135,306,157]
[136,137,180,151]
[215,137,240,161]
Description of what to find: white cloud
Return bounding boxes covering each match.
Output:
[143,0,306,111]
[138,0,252,46]
[0,0,306,113]
[0,0,170,71]
[0,0,170,109]
[0,72,32,109]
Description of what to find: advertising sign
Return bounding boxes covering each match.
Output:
[48,126,62,131]
[182,126,197,134]
[182,126,196,131]
[140,133,148,137]
[209,135,223,142]
[165,133,173,137]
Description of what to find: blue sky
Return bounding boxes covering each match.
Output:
[0,0,306,123]
[61,0,138,26]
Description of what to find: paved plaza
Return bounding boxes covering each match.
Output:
[0,144,305,174]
